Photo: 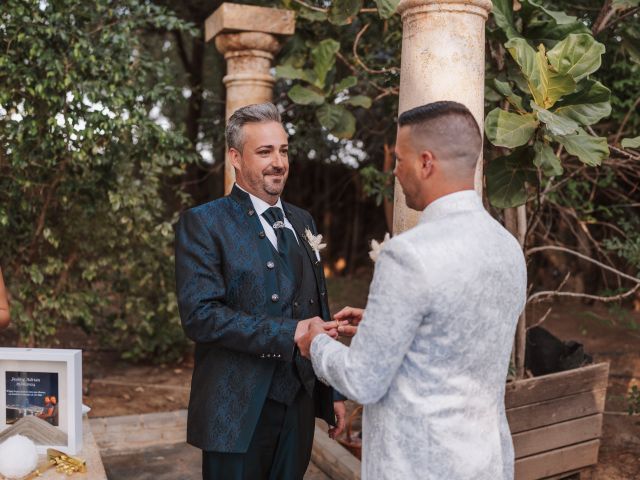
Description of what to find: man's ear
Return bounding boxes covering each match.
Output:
[229,148,242,170]
[419,150,435,179]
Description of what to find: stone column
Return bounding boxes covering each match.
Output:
[205,3,295,194]
[393,0,492,234]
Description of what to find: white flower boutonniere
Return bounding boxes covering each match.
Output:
[369,233,390,262]
[304,228,327,261]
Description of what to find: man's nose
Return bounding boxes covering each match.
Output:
[272,152,286,168]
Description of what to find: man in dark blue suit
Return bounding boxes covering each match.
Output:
[175,102,346,480]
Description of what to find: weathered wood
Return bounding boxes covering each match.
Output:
[312,420,361,480]
[514,439,599,480]
[506,363,609,409]
[512,414,603,458]
[507,388,606,434]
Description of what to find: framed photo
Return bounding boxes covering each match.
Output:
[0,348,82,454]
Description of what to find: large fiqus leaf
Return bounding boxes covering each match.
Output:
[493,79,525,111]
[485,108,539,148]
[553,128,609,166]
[533,141,563,177]
[486,149,537,208]
[275,64,316,84]
[532,104,580,135]
[522,0,579,25]
[316,104,356,138]
[491,0,521,40]
[343,95,372,108]
[505,38,576,108]
[547,34,606,82]
[287,85,325,105]
[311,39,340,89]
[553,80,612,125]
[374,0,400,18]
[328,0,362,25]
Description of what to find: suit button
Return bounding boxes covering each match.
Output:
[321,291,326,297]
[271,294,279,303]
[309,299,315,305]
[293,301,299,308]
[266,261,275,269]
[259,231,266,239]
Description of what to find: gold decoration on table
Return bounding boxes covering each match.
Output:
[22,449,86,479]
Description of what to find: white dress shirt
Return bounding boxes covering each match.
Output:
[235,184,299,250]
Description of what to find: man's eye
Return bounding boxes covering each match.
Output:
[281,150,288,155]
[258,150,269,155]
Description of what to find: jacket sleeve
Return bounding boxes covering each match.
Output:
[175,209,297,361]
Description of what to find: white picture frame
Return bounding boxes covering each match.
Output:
[0,348,82,454]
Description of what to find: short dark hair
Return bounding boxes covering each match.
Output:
[398,101,479,134]
[397,101,482,169]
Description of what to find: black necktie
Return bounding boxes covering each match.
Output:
[262,207,303,280]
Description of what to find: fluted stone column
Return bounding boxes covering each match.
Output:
[393,0,492,234]
[205,3,295,193]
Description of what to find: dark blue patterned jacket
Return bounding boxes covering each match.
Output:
[175,185,338,453]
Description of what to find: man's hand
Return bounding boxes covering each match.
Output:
[329,401,346,439]
[296,318,338,358]
[333,306,364,337]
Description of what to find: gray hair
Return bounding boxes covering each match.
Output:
[226,102,282,152]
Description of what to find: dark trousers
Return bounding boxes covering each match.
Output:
[202,391,315,480]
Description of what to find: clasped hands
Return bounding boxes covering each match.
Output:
[295,306,364,359]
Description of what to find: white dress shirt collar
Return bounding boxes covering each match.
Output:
[419,190,482,224]
[235,183,284,215]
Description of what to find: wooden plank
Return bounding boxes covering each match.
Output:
[513,414,603,458]
[506,363,609,409]
[515,439,600,480]
[506,363,609,408]
[507,389,606,434]
[312,420,361,480]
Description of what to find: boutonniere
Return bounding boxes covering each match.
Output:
[304,228,327,260]
[369,233,390,262]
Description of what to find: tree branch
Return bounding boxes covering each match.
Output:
[353,24,399,75]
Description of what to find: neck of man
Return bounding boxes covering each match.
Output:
[236,177,280,206]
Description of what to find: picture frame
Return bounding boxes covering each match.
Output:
[0,348,82,454]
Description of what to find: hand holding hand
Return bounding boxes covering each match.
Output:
[333,306,364,337]
[296,318,337,358]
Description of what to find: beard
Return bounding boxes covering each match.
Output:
[252,166,288,196]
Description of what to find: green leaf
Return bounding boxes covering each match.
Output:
[523,0,579,24]
[343,95,372,108]
[492,0,521,39]
[553,128,609,166]
[532,103,580,136]
[328,0,362,25]
[375,0,400,18]
[532,44,577,108]
[316,104,356,138]
[621,136,640,149]
[485,108,539,148]
[533,141,563,177]
[275,64,316,84]
[505,38,576,108]
[287,85,326,105]
[486,149,537,208]
[547,34,606,82]
[298,7,328,22]
[311,39,340,89]
[334,75,358,92]
[493,79,525,111]
[525,20,591,44]
[553,80,611,126]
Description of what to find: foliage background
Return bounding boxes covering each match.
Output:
[0,0,638,360]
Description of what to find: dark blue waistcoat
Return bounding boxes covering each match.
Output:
[174,186,336,453]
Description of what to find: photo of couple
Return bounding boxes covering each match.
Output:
[175,100,526,480]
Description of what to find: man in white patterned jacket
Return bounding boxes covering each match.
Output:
[297,101,527,480]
